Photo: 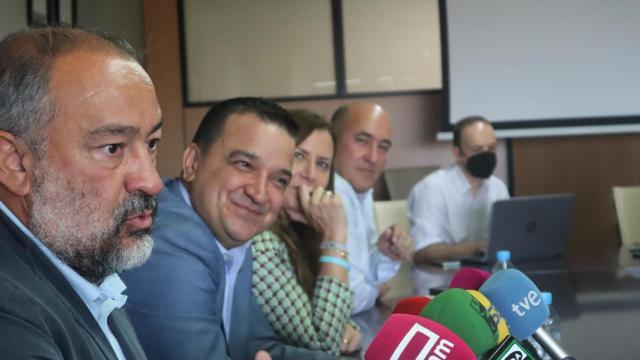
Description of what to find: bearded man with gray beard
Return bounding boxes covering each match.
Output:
[0,27,163,359]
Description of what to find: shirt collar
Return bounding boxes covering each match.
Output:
[452,164,472,194]
[0,201,127,318]
[335,172,373,203]
[453,163,491,196]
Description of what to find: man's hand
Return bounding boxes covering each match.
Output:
[377,224,414,261]
[378,282,391,298]
[340,323,362,354]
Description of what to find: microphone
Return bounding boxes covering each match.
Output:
[479,269,575,360]
[530,328,573,360]
[466,290,509,344]
[364,313,475,360]
[449,268,492,290]
[392,296,432,315]
[419,288,505,356]
[484,335,537,360]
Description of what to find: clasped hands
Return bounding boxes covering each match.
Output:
[377,224,414,261]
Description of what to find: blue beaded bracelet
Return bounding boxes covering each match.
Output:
[319,255,351,271]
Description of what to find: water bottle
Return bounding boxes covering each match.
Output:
[529,292,561,360]
[491,250,514,273]
[542,292,561,342]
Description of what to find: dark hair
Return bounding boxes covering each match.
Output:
[0,26,137,155]
[330,104,350,141]
[289,108,335,193]
[273,108,335,298]
[192,97,298,154]
[452,115,492,148]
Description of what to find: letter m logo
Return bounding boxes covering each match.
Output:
[390,323,440,360]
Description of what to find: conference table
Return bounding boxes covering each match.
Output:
[352,246,640,359]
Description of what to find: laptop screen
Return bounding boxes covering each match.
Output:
[486,193,575,262]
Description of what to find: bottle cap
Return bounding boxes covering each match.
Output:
[541,291,552,305]
[496,250,511,262]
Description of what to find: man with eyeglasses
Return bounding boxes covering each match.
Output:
[409,116,509,265]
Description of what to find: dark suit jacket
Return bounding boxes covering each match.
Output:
[122,178,334,360]
[0,207,146,359]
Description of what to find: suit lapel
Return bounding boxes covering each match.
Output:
[163,178,243,358]
[227,246,254,359]
[0,211,118,359]
[108,309,147,360]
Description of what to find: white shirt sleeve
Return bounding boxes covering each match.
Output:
[347,253,379,314]
[335,174,402,314]
[335,175,392,314]
[348,217,400,314]
[343,204,378,314]
[496,178,510,200]
[369,248,401,284]
[408,179,450,251]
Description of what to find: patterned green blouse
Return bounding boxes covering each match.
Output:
[252,230,354,356]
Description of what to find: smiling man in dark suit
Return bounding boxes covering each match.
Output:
[0,27,163,359]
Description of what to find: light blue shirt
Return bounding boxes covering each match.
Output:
[178,181,250,337]
[0,202,127,360]
[334,173,400,314]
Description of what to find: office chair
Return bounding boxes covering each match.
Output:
[373,200,414,302]
[612,186,640,248]
[383,166,439,200]
[374,200,410,231]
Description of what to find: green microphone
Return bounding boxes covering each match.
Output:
[420,288,500,356]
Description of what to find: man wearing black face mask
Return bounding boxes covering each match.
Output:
[408,116,509,265]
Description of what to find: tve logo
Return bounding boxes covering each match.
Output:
[511,290,542,317]
[390,323,455,360]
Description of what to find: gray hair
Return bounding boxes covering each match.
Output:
[0,27,137,155]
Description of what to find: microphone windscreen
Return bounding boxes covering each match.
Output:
[466,290,510,344]
[479,269,550,340]
[419,288,500,356]
[485,335,537,360]
[392,296,432,315]
[364,314,475,360]
[449,267,491,290]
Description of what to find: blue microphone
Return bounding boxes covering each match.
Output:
[479,269,575,360]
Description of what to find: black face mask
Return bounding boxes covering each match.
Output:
[465,151,496,179]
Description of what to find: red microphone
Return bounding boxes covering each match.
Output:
[364,314,476,360]
[392,296,432,315]
[449,268,491,290]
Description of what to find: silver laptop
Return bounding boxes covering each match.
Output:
[463,193,575,264]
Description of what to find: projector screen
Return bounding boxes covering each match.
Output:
[441,0,640,138]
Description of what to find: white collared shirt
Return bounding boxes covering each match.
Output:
[334,173,400,315]
[178,182,250,337]
[407,164,509,251]
[0,202,128,360]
